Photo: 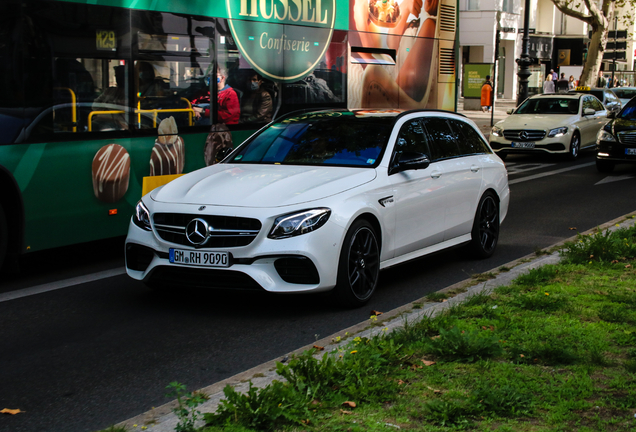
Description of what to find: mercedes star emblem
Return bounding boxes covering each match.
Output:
[185,218,209,245]
[519,131,529,140]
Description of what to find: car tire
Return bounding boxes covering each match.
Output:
[468,192,499,259]
[567,133,580,161]
[0,203,7,271]
[596,158,615,173]
[334,220,380,308]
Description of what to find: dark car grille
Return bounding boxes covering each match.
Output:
[502,130,546,141]
[618,131,636,145]
[146,266,264,290]
[153,213,261,247]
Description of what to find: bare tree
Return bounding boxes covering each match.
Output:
[550,0,632,86]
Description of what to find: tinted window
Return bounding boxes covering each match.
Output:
[229,113,393,167]
[582,96,595,112]
[450,119,492,154]
[421,117,461,160]
[394,119,430,159]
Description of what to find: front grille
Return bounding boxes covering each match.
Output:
[274,257,320,285]
[146,266,264,290]
[618,131,636,145]
[153,213,261,247]
[502,130,546,141]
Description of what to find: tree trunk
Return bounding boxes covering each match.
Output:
[581,24,609,87]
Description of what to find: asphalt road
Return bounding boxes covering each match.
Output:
[2,152,636,432]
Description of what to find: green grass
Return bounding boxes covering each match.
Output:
[98,225,636,432]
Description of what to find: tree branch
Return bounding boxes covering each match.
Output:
[551,0,594,24]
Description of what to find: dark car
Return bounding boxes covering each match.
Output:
[596,97,636,172]
[568,87,622,116]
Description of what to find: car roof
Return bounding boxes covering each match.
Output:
[529,93,583,100]
[275,108,468,122]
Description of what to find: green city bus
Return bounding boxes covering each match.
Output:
[0,0,458,270]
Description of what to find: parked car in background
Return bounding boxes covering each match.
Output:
[596,96,636,172]
[125,109,510,307]
[568,86,622,116]
[610,87,636,107]
[490,93,608,160]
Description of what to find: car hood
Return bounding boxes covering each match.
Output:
[496,114,577,129]
[611,117,636,134]
[151,164,377,208]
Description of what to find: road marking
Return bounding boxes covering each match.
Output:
[0,268,126,303]
[506,162,557,175]
[508,162,595,185]
[595,174,636,185]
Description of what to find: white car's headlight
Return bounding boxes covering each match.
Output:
[268,208,331,239]
[491,126,503,137]
[547,127,568,138]
[133,200,152,231]
[597,129,616,143]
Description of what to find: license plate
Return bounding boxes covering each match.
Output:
[169,249,230,267]
[626,148,636,155]
[511,142,535,149]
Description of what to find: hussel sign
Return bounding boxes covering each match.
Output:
[226,0,336,82]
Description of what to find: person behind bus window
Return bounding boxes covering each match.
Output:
[240,73,273,124]
[192,67,240,125]
[136,61,164,98]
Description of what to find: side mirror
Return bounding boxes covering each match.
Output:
[391,152,430,174]
[215,146,233,163]
[583,108,596,116]
[607,111,616,119]
[506,108,514,115]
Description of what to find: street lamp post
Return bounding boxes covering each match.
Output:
[611,16,617,88]
[516,0,532,106]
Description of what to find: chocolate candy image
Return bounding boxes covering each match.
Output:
[150,135,185,176]
[92,143,130,203]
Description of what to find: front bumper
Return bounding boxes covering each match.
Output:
[489,135,568,155]
[596,140,636,163]
[125,210,345,293]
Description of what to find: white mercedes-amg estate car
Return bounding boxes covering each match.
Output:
[125,109,510,307]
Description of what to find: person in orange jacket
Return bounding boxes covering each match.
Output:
[481,75,493,113]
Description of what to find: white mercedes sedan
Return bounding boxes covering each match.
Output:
[489,93,608,160]
[125,109,509,307]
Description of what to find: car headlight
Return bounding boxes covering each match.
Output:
[268,208,331,239]
[547,127,568,138]
[133,200,152,231]
[491,126,503,137]
[597,129,616,143]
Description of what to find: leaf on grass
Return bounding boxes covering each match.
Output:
[612,260,619,264]
[0,409,22,415]
[431,335,441,340]
[427,386,441,394]
[442,299,448,302]
[421,359,436,366]
[340,409,353,415]
[311,399,321,405]
[411,364,422,370]
[343,401,357,408]
[370,310,384,316]
[626,264,632,269]
[313,345,324,351]
[398,379,405,385]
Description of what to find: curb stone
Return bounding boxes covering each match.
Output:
[116,210,636,432]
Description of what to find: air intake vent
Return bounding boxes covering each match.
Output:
[439,47,455,76]
[439,4,456,33]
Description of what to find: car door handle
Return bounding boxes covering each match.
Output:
[431,170,442,179]
[470,165,480,172]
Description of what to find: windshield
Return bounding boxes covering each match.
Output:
[515,98,579,115]
[613,89,636,100]
[618,99,636,119]
[227,113,394,167]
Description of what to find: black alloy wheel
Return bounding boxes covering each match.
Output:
[335,220,380,307]
[468,192,499,259]
[568,133,580,161]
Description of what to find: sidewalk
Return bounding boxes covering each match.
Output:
[457,97,517,138]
